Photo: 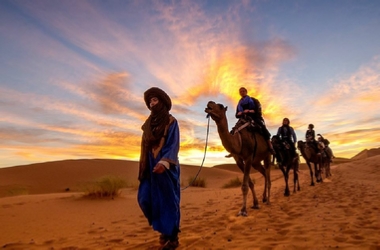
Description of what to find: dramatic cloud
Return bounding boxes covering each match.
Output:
[1,0,379,167]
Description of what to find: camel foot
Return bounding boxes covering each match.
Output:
[251,205,260,210]
[284,192,290,197]
[237,211,248,217]
[262,198,267,203]
[310,183,315,186]
[298,187,301,191]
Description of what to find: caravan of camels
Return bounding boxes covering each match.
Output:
[205,100,334,216]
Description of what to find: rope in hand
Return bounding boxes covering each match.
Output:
[181,114,211,191]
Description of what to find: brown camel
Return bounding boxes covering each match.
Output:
[317,141,332,178]
[205,101,272,216]
[297,140,323,185]
[271,135,300,196]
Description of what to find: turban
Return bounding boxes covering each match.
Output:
[144,87,172,111]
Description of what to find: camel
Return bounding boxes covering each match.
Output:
[271,135,300,196]
[297,140,323,185]
[204,101,272,216]
[317,141,332,178]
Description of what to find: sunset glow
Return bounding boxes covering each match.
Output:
[1,0,380,168]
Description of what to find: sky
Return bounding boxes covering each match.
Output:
[1,0,380,168]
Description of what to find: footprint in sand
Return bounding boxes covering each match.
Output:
[107,238,124,243]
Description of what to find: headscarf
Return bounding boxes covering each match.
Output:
[139,87,172,180]
[283,118,290,127]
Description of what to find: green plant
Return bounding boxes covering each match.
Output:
[83,175,127,198]
[7,186,29,196]
[222,177,242,188]
[187,176,206,188]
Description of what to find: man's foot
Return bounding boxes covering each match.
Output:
[160,238,179,250]
[159,234,169,245]
[225,153,233,158]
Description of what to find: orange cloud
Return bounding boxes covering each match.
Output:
[177,41,297,122]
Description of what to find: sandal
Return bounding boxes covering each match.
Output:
[161,239,179,250]
[159,234,169,245]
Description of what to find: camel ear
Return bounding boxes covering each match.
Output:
[225,106,228,111]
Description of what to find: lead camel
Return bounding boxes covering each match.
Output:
[205,101,272,216]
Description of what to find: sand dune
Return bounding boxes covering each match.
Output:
[0,159,247,197]
[0,155,379,249]
[351,147,380,160]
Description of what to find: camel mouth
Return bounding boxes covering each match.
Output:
[205,101,215,113]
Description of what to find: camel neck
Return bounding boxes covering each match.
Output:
[216,117,240,154]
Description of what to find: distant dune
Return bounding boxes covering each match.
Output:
[0,150,356,198]
[0,159,244,197]
[351,147,380,160]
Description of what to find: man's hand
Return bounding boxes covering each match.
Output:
[153,163,166,174]
[243,109,254,113]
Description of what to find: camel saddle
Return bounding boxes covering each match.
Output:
[231,117,263,136]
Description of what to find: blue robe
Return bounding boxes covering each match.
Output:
[137,119,180,236]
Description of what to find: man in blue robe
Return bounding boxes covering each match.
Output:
[138,87,180,250]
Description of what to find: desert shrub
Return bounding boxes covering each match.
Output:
[222,177,242,188]
[83,175,127,198]
[187,176,206,188]
[7,186,29,196]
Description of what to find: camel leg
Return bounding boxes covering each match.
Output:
[318,161,324,183]
[253,163,268,203]
[307,162,315,186]
[315,163,320,182]
[285,166,291,196]
[293,167,300,193]
[325,159,331,178]
[293,158,300,193]
[279,165,290,196]
[235,158,258,210]
[248,178,259,209]
[264,158,271,205]
[293,169,297,193]
[238,159,252,217]
[327,162,332,177]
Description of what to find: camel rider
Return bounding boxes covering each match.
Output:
[305,124,318,153]
[317,134,335,161]
[235,87,275,155]
[276,118,297,159]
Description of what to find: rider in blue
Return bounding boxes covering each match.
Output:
[235,87,275,154]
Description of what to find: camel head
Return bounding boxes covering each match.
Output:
[204,101,228,122]
[297,140,304,150]
[271,135,283,149]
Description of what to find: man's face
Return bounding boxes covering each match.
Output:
[239,88,247,97]
[283,119,289,126]
[149,97,159,108]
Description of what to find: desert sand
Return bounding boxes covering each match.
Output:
[0,154,379,250]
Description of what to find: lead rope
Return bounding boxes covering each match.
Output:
[181,115,210,191]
